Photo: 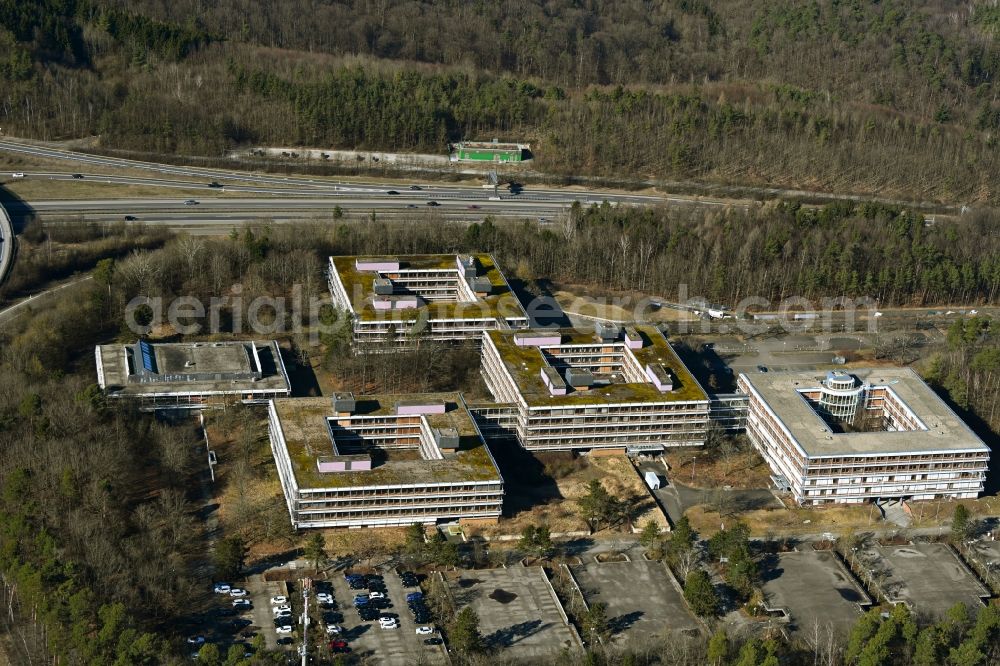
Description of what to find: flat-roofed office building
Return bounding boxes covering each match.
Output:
[327,254,528,349]
[95,340,291,409]
[738,369,990,505]
[478,323,710,452]
[267,393,504,529]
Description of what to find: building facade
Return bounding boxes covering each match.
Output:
[267,393,504,529]
[478,324,710,452]
[739,369,990,505]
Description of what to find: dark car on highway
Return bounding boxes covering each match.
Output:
[426,201,439,206]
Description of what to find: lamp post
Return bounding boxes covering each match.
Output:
[691,455,698,484]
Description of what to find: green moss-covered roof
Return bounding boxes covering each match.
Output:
[487,325,708,407]
[330,254,526,322]
[272,394,501,490]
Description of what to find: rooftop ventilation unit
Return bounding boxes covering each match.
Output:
[595,322,621,342]
[433,427,460,453]
[457,255,478,278]
[332,392,356,414]
[470,276,492,295]
[373,277,394,295]
[566,368,595,389]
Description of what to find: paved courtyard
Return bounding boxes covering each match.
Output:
[760,550,871,636]
[447,566,581,662]
[865,543,989,618]
[569,558,700,644]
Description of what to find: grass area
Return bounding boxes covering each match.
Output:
[553,287,698,323]
[2,177,230,200]
[685,502,879,539]
[470,451,665,538]
[664,444,773,490]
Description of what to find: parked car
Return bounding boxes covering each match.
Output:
[368,591,385,600]
[316,592,333,603]
[406,592,423,602]
[270,595,287,605]
[229,588,247,597]
[187,636,206,645]
[329,640,348,650]
[275,625,293,634]
[424,637,443,645]
[213,583,231,594]
[379,619,399,629]
[325,625,343,635]
[232,599,251,609]
[415,626,434,635]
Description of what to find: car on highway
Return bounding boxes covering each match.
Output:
[10,173,23,178]
[183,199,199,205]
[207,181,222,188]
[72,173,84,179]
[213,583,231,594]
[426,201,439,206]
[409,185,422,190]
[386,190,399,195]
[124,215,137,221]
[467,204,480,209]
[757,365,768,373]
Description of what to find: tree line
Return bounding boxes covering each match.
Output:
[2,2,1000,201]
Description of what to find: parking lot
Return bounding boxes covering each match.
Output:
[447,566,582,661]
[865,543,990,617]
[569,558,700,643]
[760,551,871,636]
[326,570,447,666]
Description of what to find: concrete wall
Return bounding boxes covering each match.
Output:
[0,201,14,287]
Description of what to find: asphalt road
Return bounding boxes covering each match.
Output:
[0,201,13,285]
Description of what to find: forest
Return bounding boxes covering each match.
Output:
[1,1,1000,201]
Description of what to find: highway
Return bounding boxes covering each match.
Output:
[0,138,740,210]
